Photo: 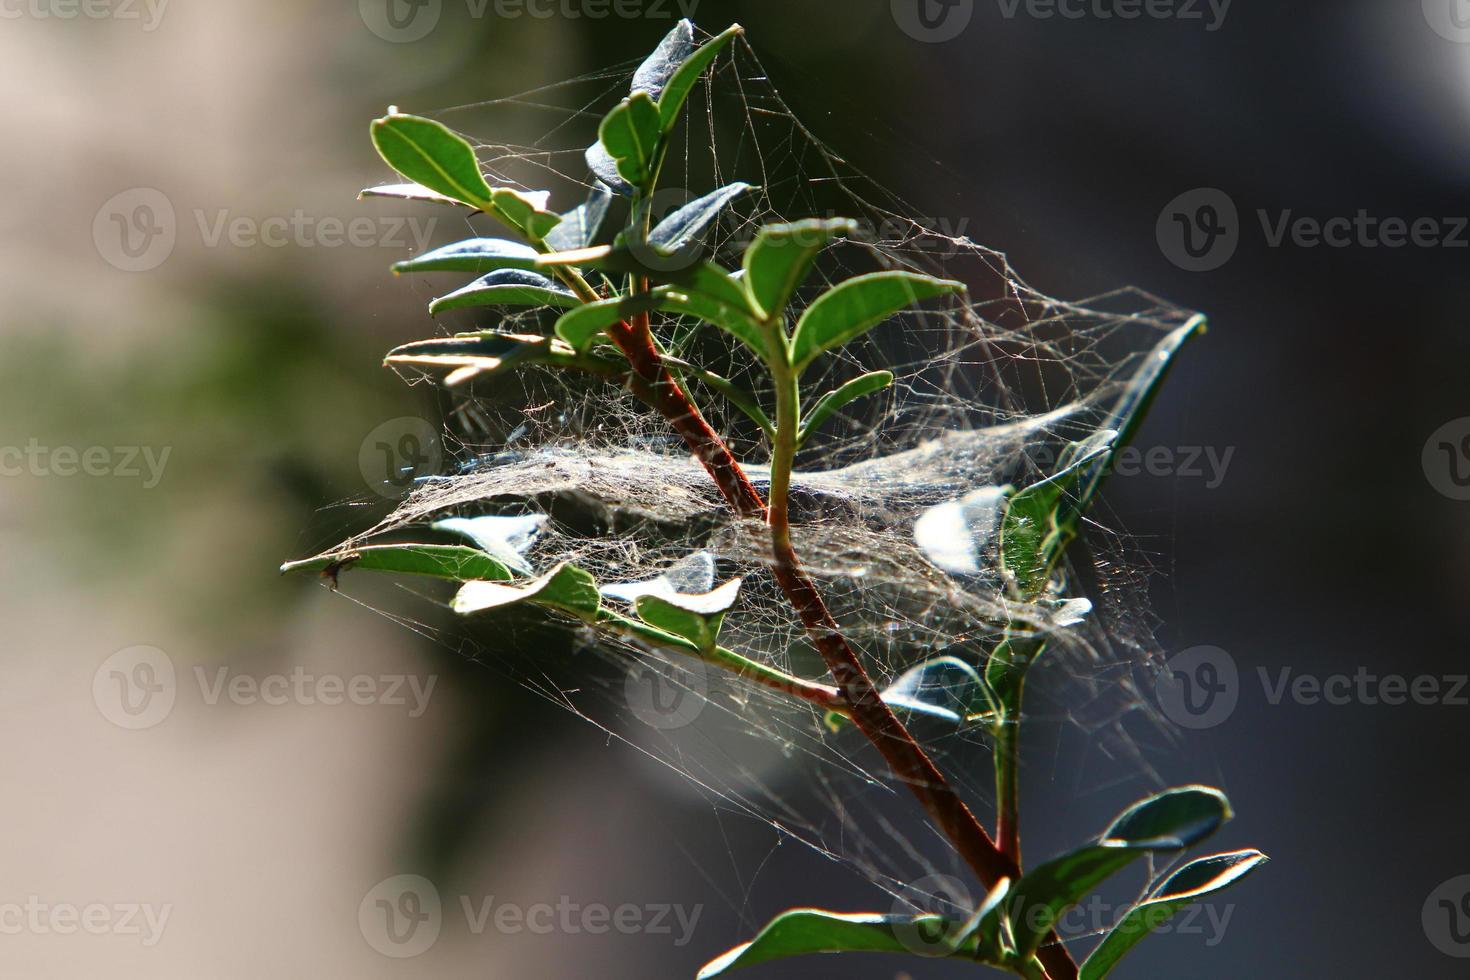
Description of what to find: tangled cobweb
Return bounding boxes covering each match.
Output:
[337,28,1203,911]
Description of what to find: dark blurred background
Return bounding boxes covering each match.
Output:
[3,0,1467,976]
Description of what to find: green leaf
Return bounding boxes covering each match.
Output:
[553,291,667,351]
[697,909,986,978]
[999,429,1116,600]
[879,655,990,724]
[600,551,714,603]
[385,332,613,387]
[797,370,894,447]
[433,514,545,576]
[585,142,635,197]
[596,92,662,191]
[538,245,757,315]
[359,182,468,207]
[789,271,965,371]
[655,23,742,130]
[1107,316,1207,456]
[428,270,579,316]
[393,238,541,276]
[632,18,693,99]
[544,181,613,252]
[1079,315,1207,505]
[1006,786,1233,957]
[634,578,741,653]
[631,18,696,101]
[1080,850,1267,980]
[453,563,601,619]
[280,543,514,583]
[645,182,752,254]
[490,187,562,241]
[552,284,767,359]
[657,287,769,359]
[743,218,858,320]
[371,112,493,209]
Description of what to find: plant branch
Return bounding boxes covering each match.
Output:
[553,264,768,519]
[598,609,846,712]
[764,364,1024,897]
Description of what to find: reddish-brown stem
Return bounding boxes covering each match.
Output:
[767,530,1017,887]
[605,314,768,520]
[600,302,1076,979]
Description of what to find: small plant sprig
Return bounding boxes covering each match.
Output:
[284,21,1265,979]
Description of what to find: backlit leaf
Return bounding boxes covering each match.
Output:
[392,238,541,276]
[453,563,601,619]
[743,218,857,320]
[1080,850,1267,980]
[1006,786,1233,956]
[370,112,492,209]
[428,270,579,316]
[280,543,514,583]
[789,271,964,371]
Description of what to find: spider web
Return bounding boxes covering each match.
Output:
[325,27,1201,931]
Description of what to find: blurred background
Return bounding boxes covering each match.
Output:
[3,0,1468,976]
